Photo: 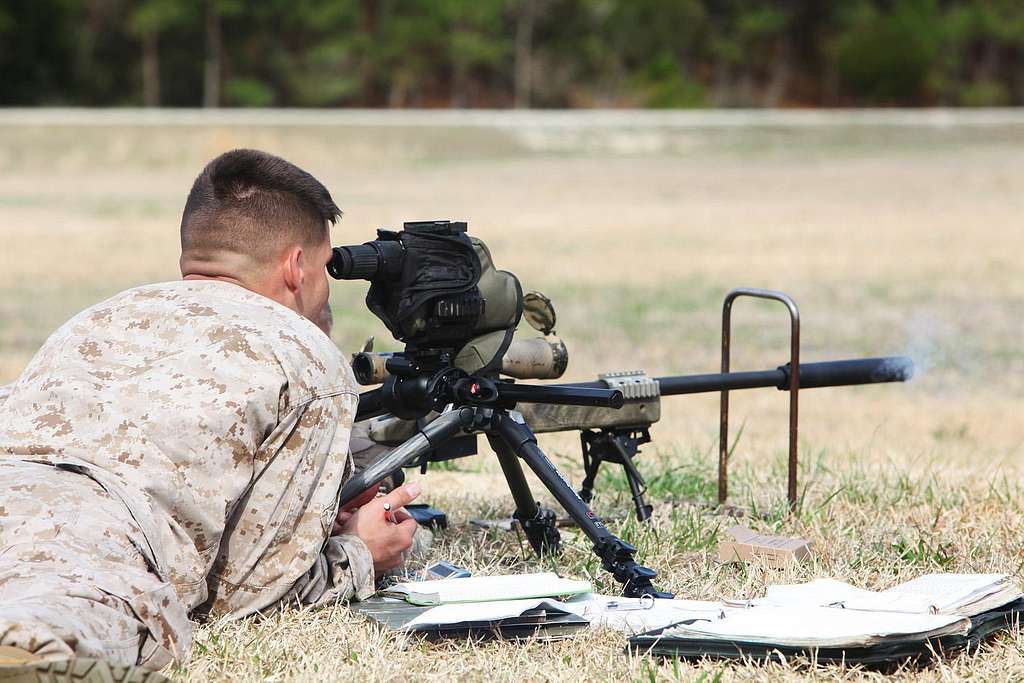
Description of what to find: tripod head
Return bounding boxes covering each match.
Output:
[358,355,623,422]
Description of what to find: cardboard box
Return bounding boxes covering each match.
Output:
[717,525,813,568]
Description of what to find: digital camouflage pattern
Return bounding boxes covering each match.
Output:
[0,280,373,668]
[0,459,178,668]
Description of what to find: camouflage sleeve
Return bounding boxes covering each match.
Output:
[289,534,376,606]
[207,390,374,616]
[0,383,12,406]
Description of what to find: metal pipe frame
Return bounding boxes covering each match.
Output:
[719,288,801,511]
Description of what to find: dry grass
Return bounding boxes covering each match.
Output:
[0,111,1022,681]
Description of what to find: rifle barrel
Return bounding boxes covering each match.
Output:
[562,356,913,396]
[656,369,783,395]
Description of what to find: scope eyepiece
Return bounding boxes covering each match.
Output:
[327,240,405,281]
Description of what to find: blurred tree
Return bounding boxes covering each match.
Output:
[2,0,1023,108]
[443,1,510,107]
[941,0,1024,105]
[707,0,793,106]
[0,0,80,104]
[512,0,549,108]
[833,0,943,104]
[128,0,192,106]
[601,0,708,107]
[203,0,244,107]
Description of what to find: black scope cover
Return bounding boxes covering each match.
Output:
[364,221,483,346]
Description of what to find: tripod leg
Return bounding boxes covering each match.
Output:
[339,408,468,507]
[487,435,561,556]
[492,412,670,599]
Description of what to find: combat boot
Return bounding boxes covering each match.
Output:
[0,647,169,683]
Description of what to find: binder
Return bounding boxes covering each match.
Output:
[627,598,1024,667]
[351,598,589,641]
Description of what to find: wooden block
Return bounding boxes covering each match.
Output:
[717,525,813,568]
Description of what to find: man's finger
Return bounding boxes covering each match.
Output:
[379,482,421,510]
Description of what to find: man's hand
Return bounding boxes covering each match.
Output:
[339,482,421,576]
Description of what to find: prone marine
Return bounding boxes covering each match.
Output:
[0,149,421,679]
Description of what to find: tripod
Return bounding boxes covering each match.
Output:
[341,373,671,599]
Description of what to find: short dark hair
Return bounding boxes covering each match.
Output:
[180,149,341,261]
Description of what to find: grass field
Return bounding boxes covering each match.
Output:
[1,110,1022,681]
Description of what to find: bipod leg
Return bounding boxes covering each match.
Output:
[487,434,561,556]
[491,412,671,599]
[609,433,654,523]
[578,430,602,504]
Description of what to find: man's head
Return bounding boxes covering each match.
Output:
[180,149,341,324]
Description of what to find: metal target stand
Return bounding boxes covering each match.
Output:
[719,288,801,511]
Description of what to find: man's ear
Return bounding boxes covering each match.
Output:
[282,245,304,293]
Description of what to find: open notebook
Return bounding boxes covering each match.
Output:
[630,573,1024,665]
[731,573,1023,617]
[380,572,592,606]
[654,605,969,648]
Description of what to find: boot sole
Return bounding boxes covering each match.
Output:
[0,658,169,683]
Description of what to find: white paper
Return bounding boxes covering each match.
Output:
[402,593,726,634]
[565,594,726,634]
[384,572,591,605]
[877,573,1017,614]
[746,574,1020,617]
[752,578,879,608]
[404,598,568,628]
[664,606,969,647]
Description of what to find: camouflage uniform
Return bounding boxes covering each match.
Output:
[0,280,374,668]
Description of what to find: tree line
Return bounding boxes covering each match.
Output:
[3,0,1023,108]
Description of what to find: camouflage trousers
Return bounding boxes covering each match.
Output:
[0,460,190,669]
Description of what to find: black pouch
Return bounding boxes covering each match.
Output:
[366,225,482,344]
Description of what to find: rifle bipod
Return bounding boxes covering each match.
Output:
[340,404,671,598]
[579,427,654,523]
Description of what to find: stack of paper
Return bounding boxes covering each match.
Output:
[360,572,595,641]
[354,593,726,638]
[351,596,591,640]
[380,572,591,606]
[740,573,1023,617]
[565,595,726,634]
[660,606,970,648]
[360,571,726,639]
[355,569,1023,662]
[632,573,1023,665]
